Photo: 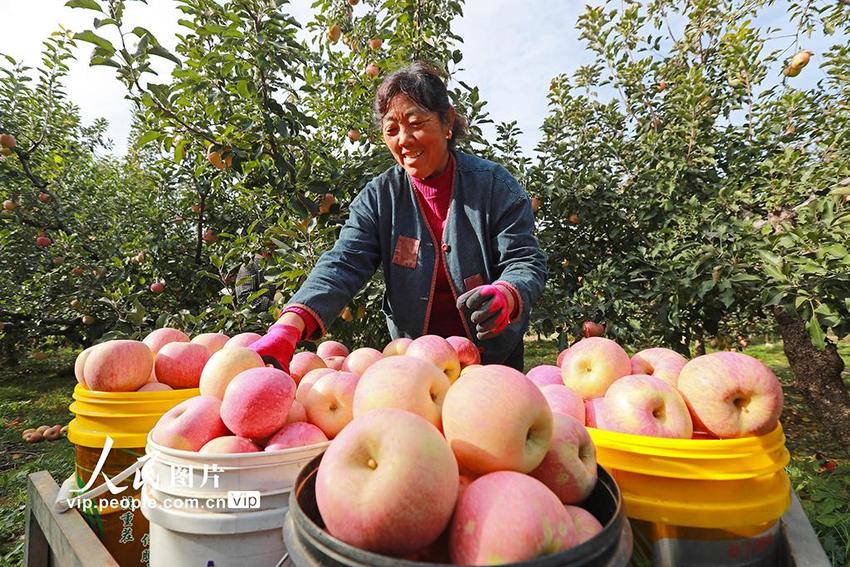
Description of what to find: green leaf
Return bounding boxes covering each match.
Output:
[65,0,103,11]
[806,312,826,350]
[148,45,181,66]
[73,31,115,54]
[137,131,160,146]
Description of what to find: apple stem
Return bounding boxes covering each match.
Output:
[367,458,377,470]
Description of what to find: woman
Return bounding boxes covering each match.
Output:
[249,62,547,372]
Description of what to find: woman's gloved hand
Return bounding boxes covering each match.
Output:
[248,324,300,374]
[456,284,511,340]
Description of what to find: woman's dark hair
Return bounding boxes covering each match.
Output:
[373,61,467,148]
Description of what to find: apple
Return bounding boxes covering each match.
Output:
[81,315,96,326]
[151,395,230,451]
[2,199,16,211]
[560,337,631,399]
[540,384,586,423]
[203,229,218,244]
[305,371,360,438]
[52,256,64,266]
[569,213,580,224]
[0,133,17,148]
[319,193,336,214]
[198,346,264,399]
[289,351,326,383]
[138,382,173,392]
[191,203,202,214]
[225,332,263,348]
[445,335,481,368]
[341,347,384,376]
[584,397,609,428]
[154,342,210,389]
[556,348,569,367]
[406,335,461,382]
[143,327,190,356]
[531,196,541,214]
[630,347,688,387]
[264,422,328,451]
[148,281,165,294]
[295,367,335,405]
[200,436,260,454]
[601,374,693,438]
[382,337,413,356]
[581,320,605,338]
[190,332,230,354]
[323,355,346,370]
[676,352,783,438]
[74,345,96,387]
[366,63,380,78]
[368,38,383,50]
[36,236,51,248]
[316,340,349,359]
[347,129,361,142]
[442,365,553,474]
[285,399,308,424]
[38,192,50,204]
[316,408,459,557]
[220,367,296,439]
[564,506,604,544]
[327,23,342,44]
[71,266,85,277]
[84,340,153,392]
[529,414,597,504]
[353,356,450,429]
[206,149,232,170]
[526,364,564,388]
[449,471,576,564]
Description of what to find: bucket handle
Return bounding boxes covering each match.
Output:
[275,552,289,567]
[54,451,158,514]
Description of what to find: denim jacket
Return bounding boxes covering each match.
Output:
[287,150,548,364]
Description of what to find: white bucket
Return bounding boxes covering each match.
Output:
[141,436,329,567]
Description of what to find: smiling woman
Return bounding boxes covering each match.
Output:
[248,62,548,371]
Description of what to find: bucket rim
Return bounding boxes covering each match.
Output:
[72,383,199,400]
[146,435,331,462]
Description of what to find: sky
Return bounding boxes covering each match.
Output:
[0,1,843,155]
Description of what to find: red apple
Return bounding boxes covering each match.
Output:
[529,414,597,504]
[631,347,688,387]
[143,327,190,356]
[304,371,360,438]
[149,281,165,294]
[565,506,603,544]
[449,471,576,564]
[341,347,383,376]
[368,38,383,49]
[289,351,326,383]
[74,345,96,387]
[365,62,380,78]
[526,364,565,388]
[560,337,631,399]
[38,192,50,204]
[406,334,461,382]
[540,384,586,423]
[442,365,553,474]
[347,128,361,142]
[151,395,230,451]
[190,332,230,354]
[285,399,308,424]
[200,436,260,454]
[138,382,172,392]
[198,346,265,399]
[154,342,210,389]
[556,348,569,367]
[676,352,783,438]
[264,422,328,451]
[224,332,263,348]
[601,374,693,438]
[445,335,481,368]
[220,367,296,439]
[581,320,605,337]
[84,340,153,392]
[36,236,51,248]
[584,397,609,428]
[382,337,413,356]
[316,408,459,556]
[316,340,349,359]
[353,356,450,429]
[295,367,335,405]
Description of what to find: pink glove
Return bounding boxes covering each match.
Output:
[456,284,511,340]
[248,324,300,374]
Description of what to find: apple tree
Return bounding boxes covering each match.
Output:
[531,0,850,440]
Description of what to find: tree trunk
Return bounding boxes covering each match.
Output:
[773,306,850,444]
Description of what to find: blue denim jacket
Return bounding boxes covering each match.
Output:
[287,150,548,364]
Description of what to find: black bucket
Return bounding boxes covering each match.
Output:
[283,451,632,566]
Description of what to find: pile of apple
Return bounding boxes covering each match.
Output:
[73,327,265,392]
[531,337,784,440]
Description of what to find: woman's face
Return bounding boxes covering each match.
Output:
[382,94,454,179]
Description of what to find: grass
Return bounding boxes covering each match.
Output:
[1,341,848,565]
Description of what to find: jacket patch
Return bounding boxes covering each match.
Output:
[392,236,420,269]
[463,273,484,291]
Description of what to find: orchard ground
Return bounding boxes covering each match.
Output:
[1,339,849,565]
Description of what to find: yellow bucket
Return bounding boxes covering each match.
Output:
[68,384,198,567]
[588,423,791,566]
